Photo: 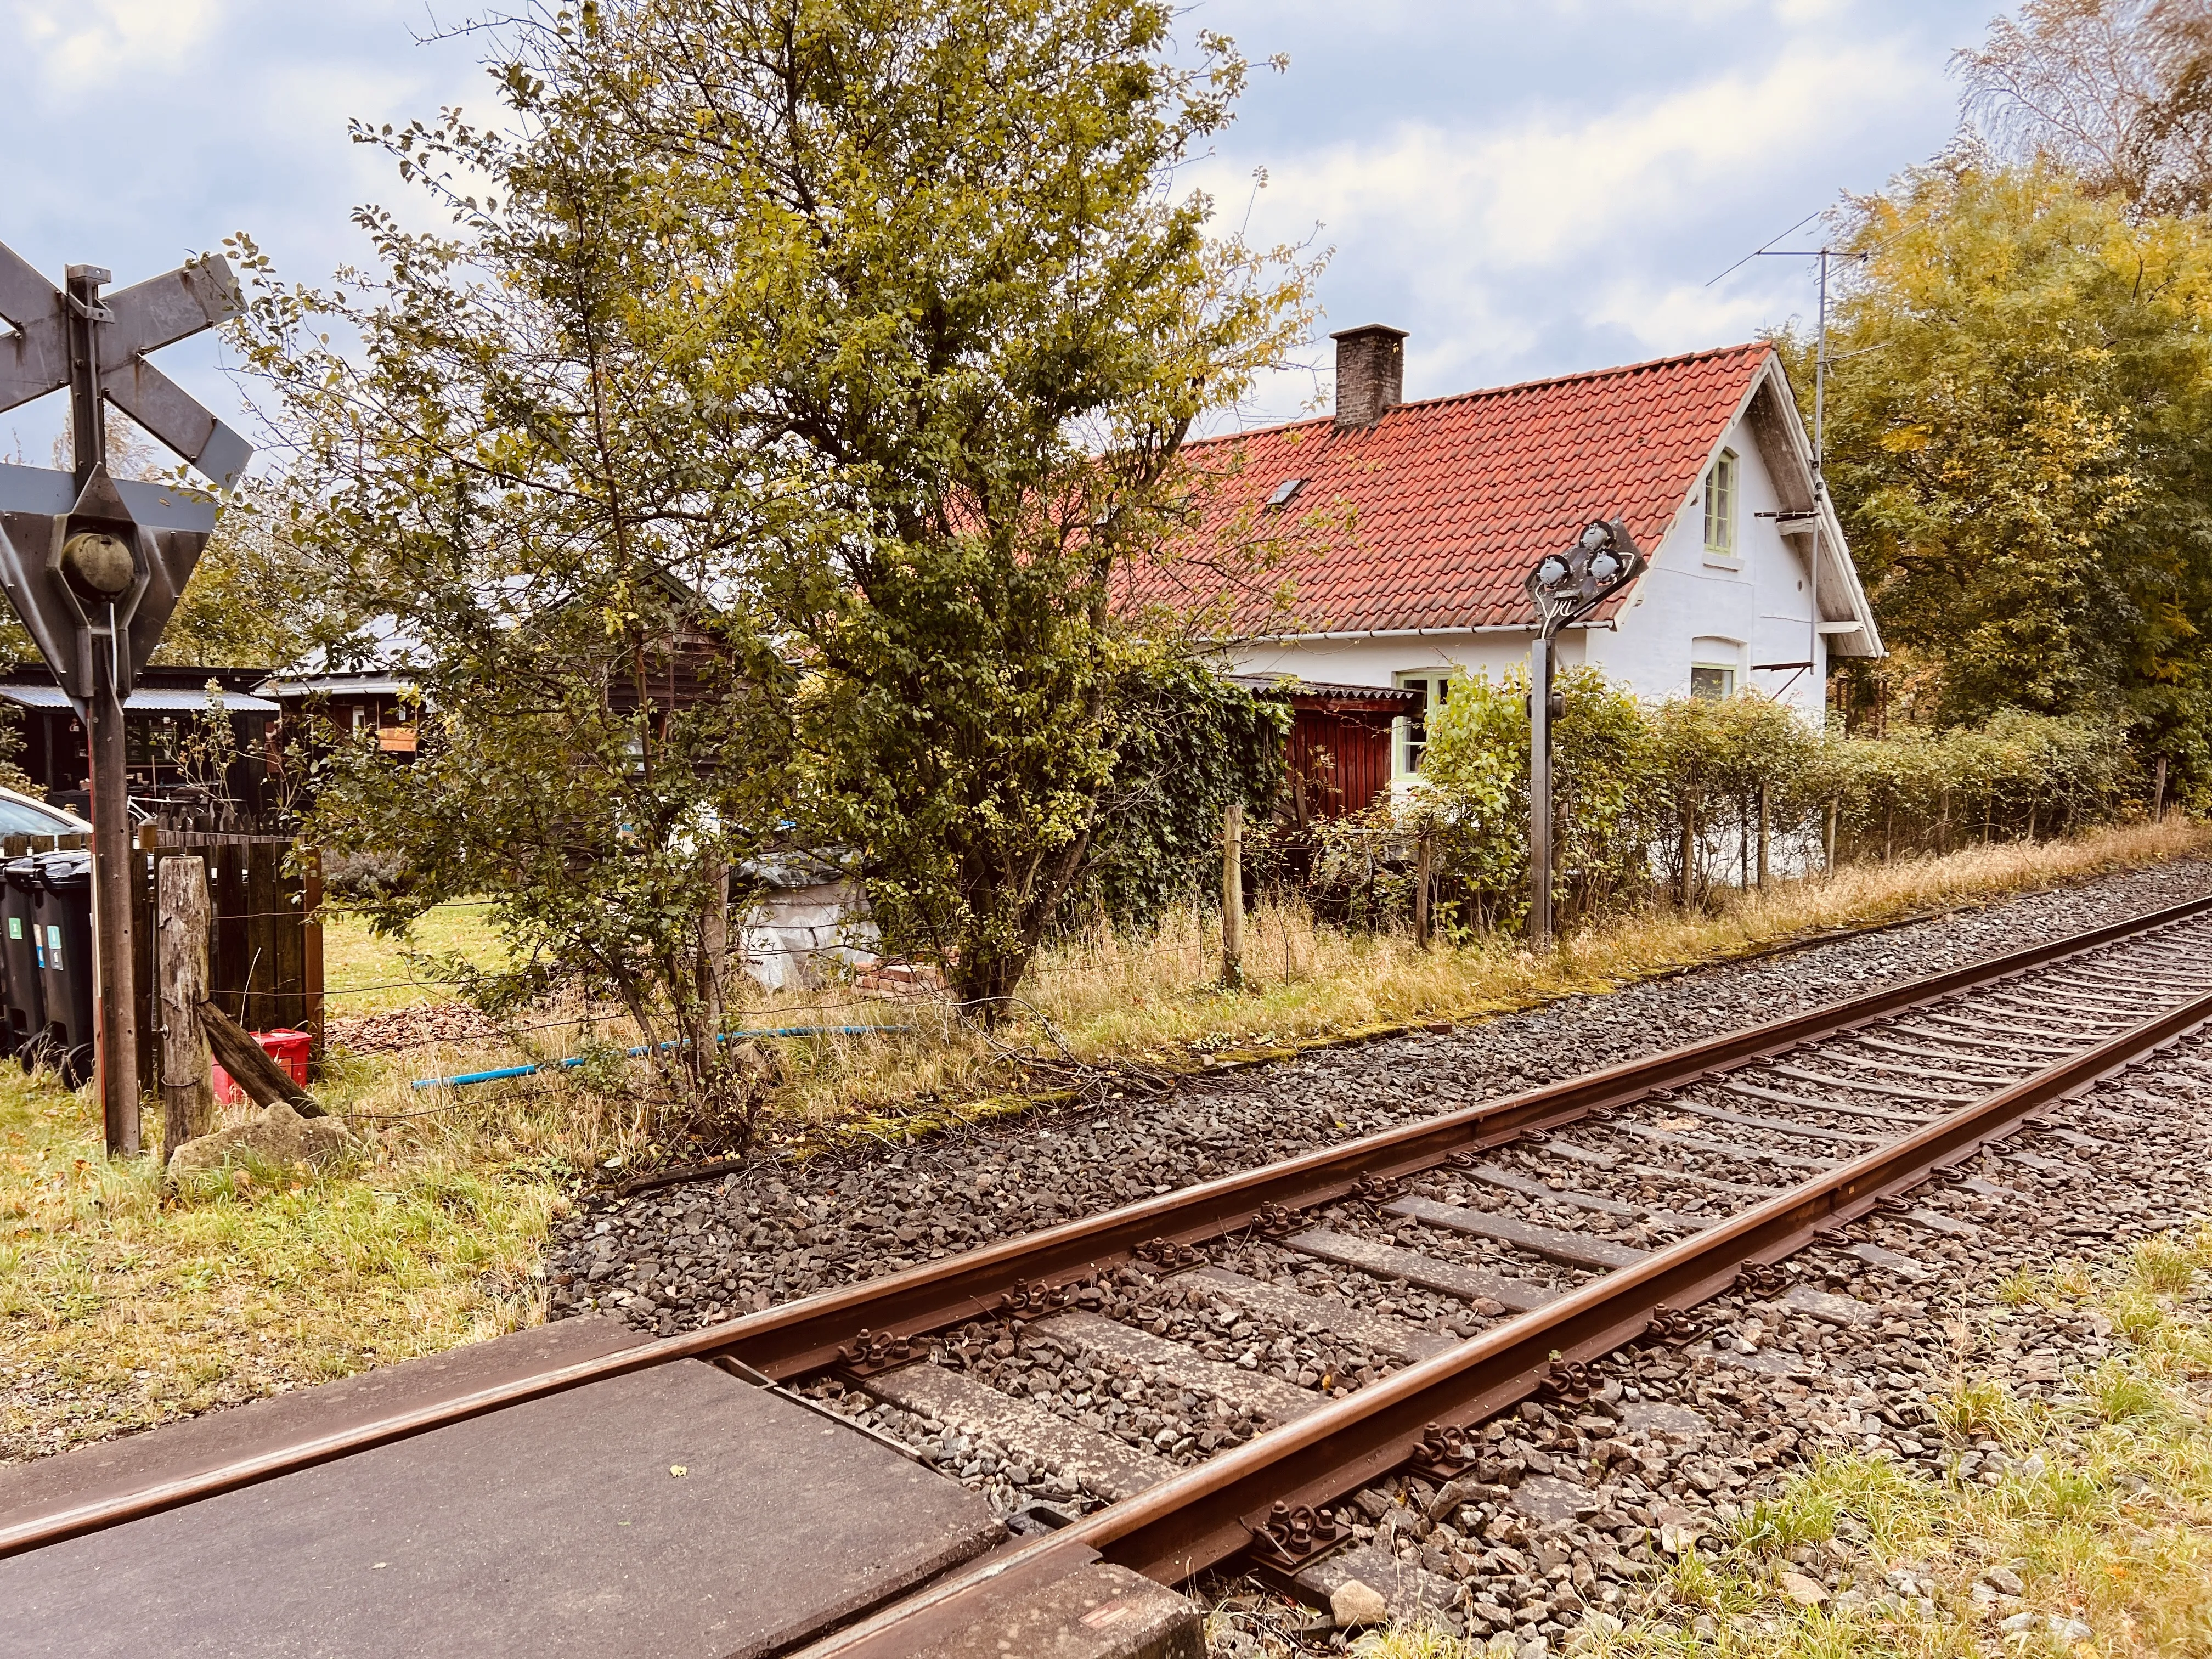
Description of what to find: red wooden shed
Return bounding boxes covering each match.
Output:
[1230,675,1416,823]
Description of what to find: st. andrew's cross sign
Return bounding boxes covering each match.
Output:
[0,239,253,1155]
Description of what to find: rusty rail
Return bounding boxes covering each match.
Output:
[804,977,2212,1653]
[5,893,2210,1563]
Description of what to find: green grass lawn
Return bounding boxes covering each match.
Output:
[319,901,514,1014]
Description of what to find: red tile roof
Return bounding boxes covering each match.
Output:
[1132,342,1775,636]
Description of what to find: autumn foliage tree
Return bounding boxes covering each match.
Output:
[235,0,1313,1047]
[1811,161,2212,788]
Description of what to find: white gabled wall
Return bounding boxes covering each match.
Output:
[1593,410,1826,723]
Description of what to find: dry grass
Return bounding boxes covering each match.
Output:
[1327,1227,2212,1659]
[766,817,2212,1136]
[0,1058,575,1462]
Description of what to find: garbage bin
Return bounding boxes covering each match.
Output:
[0,856,42,1063]
[31,850,95,1088]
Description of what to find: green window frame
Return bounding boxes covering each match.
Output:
[1703,448,1737,556]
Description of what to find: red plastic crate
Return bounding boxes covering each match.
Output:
[211,1028,313,1107]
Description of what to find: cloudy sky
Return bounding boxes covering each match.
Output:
[1,0,2001,462]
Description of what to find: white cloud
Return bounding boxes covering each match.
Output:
[1197,14,1954,419]
[10,0,223,88]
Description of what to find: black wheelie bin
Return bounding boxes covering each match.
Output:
[0,855,44,1067]
[31,849,95,1088]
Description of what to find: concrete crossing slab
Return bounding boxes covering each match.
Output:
[2,1355,1001,1658]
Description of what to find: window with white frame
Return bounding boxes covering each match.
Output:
[1702,448,1738,557]
[1393,671,1450,775]
[1689,664,1735,700]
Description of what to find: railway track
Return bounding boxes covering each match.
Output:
[9,893,2212,1655]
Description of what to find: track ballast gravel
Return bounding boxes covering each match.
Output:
[543,858,2212,1332]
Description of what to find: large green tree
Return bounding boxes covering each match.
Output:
[520,0,1315,1011]
[1815,160,2212,779]
[230,31,799,1143]
[238,0,1311,1046]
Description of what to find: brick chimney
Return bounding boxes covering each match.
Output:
[1331,324,1407,427]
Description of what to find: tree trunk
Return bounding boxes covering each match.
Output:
[1825,798,1838,874]
[158,856,214,1162]
[2154,755,2168,823]
[950,947,1030,1025]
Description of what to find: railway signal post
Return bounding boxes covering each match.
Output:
[1523,518,1644,947]
[0,240,253,1154]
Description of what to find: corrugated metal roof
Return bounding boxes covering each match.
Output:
[1227,673,1419,704]
[0,684,281,714]
[258,674,415,698]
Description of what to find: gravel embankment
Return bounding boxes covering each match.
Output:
[543,857,2212,1329]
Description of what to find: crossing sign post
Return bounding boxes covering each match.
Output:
[0,240,252,1155]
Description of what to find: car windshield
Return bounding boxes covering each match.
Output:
[0,799,76,836]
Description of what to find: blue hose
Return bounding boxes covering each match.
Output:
[410,1025,911,1089]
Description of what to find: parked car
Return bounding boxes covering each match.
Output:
[0,786,90,838]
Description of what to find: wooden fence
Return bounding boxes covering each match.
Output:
[128,830,323,1087]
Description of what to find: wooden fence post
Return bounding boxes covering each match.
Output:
[302,848,325,1077]
[1221,799,1244,988]
[1756,782,1770,891]
[1677,806,1697,909]
[1413,828,1433,947]
[158,855,213,1161]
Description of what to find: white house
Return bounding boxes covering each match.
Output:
[1140,327,1882,814]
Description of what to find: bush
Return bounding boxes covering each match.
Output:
[1380,668,2149,936]
[1056,662,1289,933]
[1419,666,1654,929]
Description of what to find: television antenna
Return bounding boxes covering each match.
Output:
[1708,217,1869,688]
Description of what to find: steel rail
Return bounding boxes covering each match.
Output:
[5,893,2210,1562]
[802,978,2212,1656]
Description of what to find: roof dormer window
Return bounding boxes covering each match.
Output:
[1702,449,1737,557]
[1266,477,1307,509]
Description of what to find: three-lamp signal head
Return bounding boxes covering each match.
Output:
[1525,517,1646,637]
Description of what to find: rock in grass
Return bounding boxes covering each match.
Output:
[1776,1570,1829,1607]
[170,1101,346,1176]
[1329,1579,1387,1628]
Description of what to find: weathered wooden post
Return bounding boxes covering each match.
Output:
[158,855,213,1160]
[1413,827,1434,947]
[1756,781,1770,890]
[1220,799,1244,989]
